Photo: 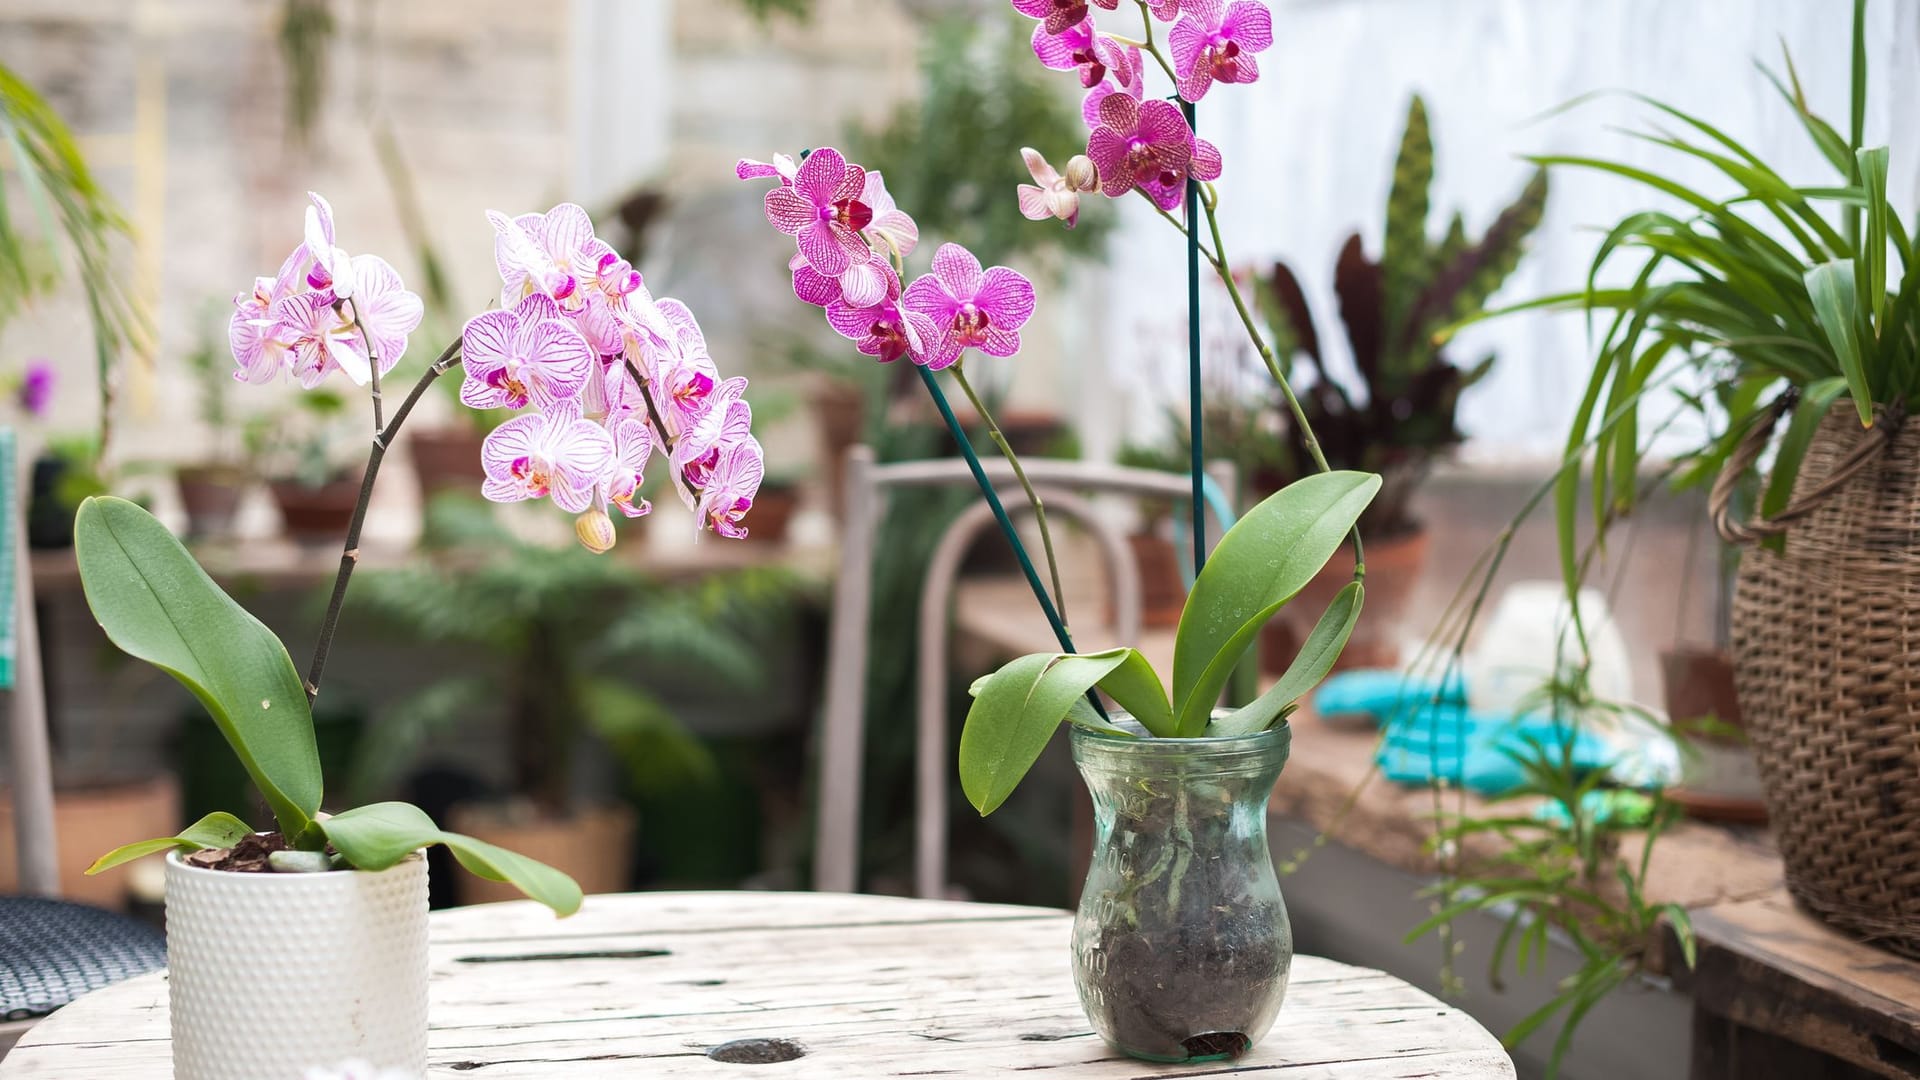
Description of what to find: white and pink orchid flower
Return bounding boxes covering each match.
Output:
[458,295,595,412]
[695,435,765,540]
[861,171,918,260]
[480,399,615,514]
[302,192,355,299]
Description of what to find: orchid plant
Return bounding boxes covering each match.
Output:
[747,0,1380,815]
[81,191,766,913]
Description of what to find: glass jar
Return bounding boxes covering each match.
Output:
[1069,715,1293,1063]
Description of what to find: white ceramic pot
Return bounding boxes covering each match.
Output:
[164,851,429,1080]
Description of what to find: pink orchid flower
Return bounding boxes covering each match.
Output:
[672,384,752,493]
[345,254,424,371]
[827,261,938,364]
[902,244,1037,370]
[480,399,615,514]
[793,264,842,309]
[762,147,874,280]
[695,434,764,540]
[1087,94,1221,210]
[230,247,308,383]
[272,292,371,389]
[302,192,354,299]
[458,294,595,412]
[1032,18,1134,90]
[736,154,799,185]
[1018,148,1098,228]
[488,203,598,307]
[1147,0,1183,19]
[860,171,919,260]
[1011,0,1118,38]
[1081,48,1144,128]
[1169,0,1274,102]
[599,415,655,519]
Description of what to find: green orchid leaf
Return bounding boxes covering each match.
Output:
[1804,261,1872,425]
[75,497,323,846]
[85,811,253,875]
[1088,648,1175,737]
[961,649,1144,816]
[1213,582,1364,738]
[1171,471,1380,736]
[320,801,582,916]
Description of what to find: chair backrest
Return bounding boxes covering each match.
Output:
[815,446,1236,895]
[5,436,57,897]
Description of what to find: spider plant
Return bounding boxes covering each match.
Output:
[1450,0,1901,595]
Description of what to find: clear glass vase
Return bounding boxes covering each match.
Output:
[1070,715,1293,1063]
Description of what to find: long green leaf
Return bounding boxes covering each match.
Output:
[1804,261,1873,425]
[1087,648,1175,736]
[85,811,253,875]
[320,801,582,916]
[1171,471,1380,736]
[75,497,323,845]
[960,650,1138,815]
[1211,582,1363,738]
[1858,146,1890,328]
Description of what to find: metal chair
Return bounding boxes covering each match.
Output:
[1,444,168,1057]
[815,446,1236,896]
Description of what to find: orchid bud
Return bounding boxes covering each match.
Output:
[574,508,617,554]
[1065,155,1098,192]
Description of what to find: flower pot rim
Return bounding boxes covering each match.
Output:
[1070,710,1291,749]
[164,847,422,880]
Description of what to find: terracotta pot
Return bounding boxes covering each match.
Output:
[165,850,428,1079]
[1660,645,1767,823]
[446,802,635,905]
[811,380,865,515]
[748,484,799,545]
[409,427,487,501]
[1286,527,1429,672]
[270,475,362,544]
[0,774,179,909]
[175,466,248,540]
[1129,530,1183,630]
[1258,619,1299,678]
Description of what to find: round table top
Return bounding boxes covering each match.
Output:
[1,891,1514,1078]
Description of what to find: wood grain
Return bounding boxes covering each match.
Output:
[1,891,1513,1078]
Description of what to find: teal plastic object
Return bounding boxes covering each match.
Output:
[1375,701,1613,797]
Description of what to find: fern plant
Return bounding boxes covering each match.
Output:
[1259,95,1547,537]
[346,498,796,813]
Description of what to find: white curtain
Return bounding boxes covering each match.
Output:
[1098,0,1920,460]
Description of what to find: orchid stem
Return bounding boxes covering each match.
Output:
[1196,195,1366,575]
[305,336,462,704]
[621,356,677,455]
[1140,192,1221,267]
[950,360,1070,629]
[1135,0,1180,86]
[348,303,385,433]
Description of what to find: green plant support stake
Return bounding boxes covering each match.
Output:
[914,365,1105,717]
[1183,98,1205,577]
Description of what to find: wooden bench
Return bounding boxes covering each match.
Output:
[1673,890,1920,1080]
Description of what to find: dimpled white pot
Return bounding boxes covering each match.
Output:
[164,851,429,1080]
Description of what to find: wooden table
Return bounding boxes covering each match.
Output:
[1674,889,1920,1079]
[1,891,1514,1078]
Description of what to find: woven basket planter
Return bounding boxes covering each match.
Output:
[1723,402,1920,955]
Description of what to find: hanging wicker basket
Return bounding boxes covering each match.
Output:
[1713,397,1920,956]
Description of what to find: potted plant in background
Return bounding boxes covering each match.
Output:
[253,386,363,544]
[346,497,780,902]
[176,315,254,539]
[80,183,767,1077]
[1477,0,1919,956]
[744,0,1374,1061]
[1257,93,1547,669]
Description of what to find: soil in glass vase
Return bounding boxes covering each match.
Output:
[1070,716,1292,1063]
